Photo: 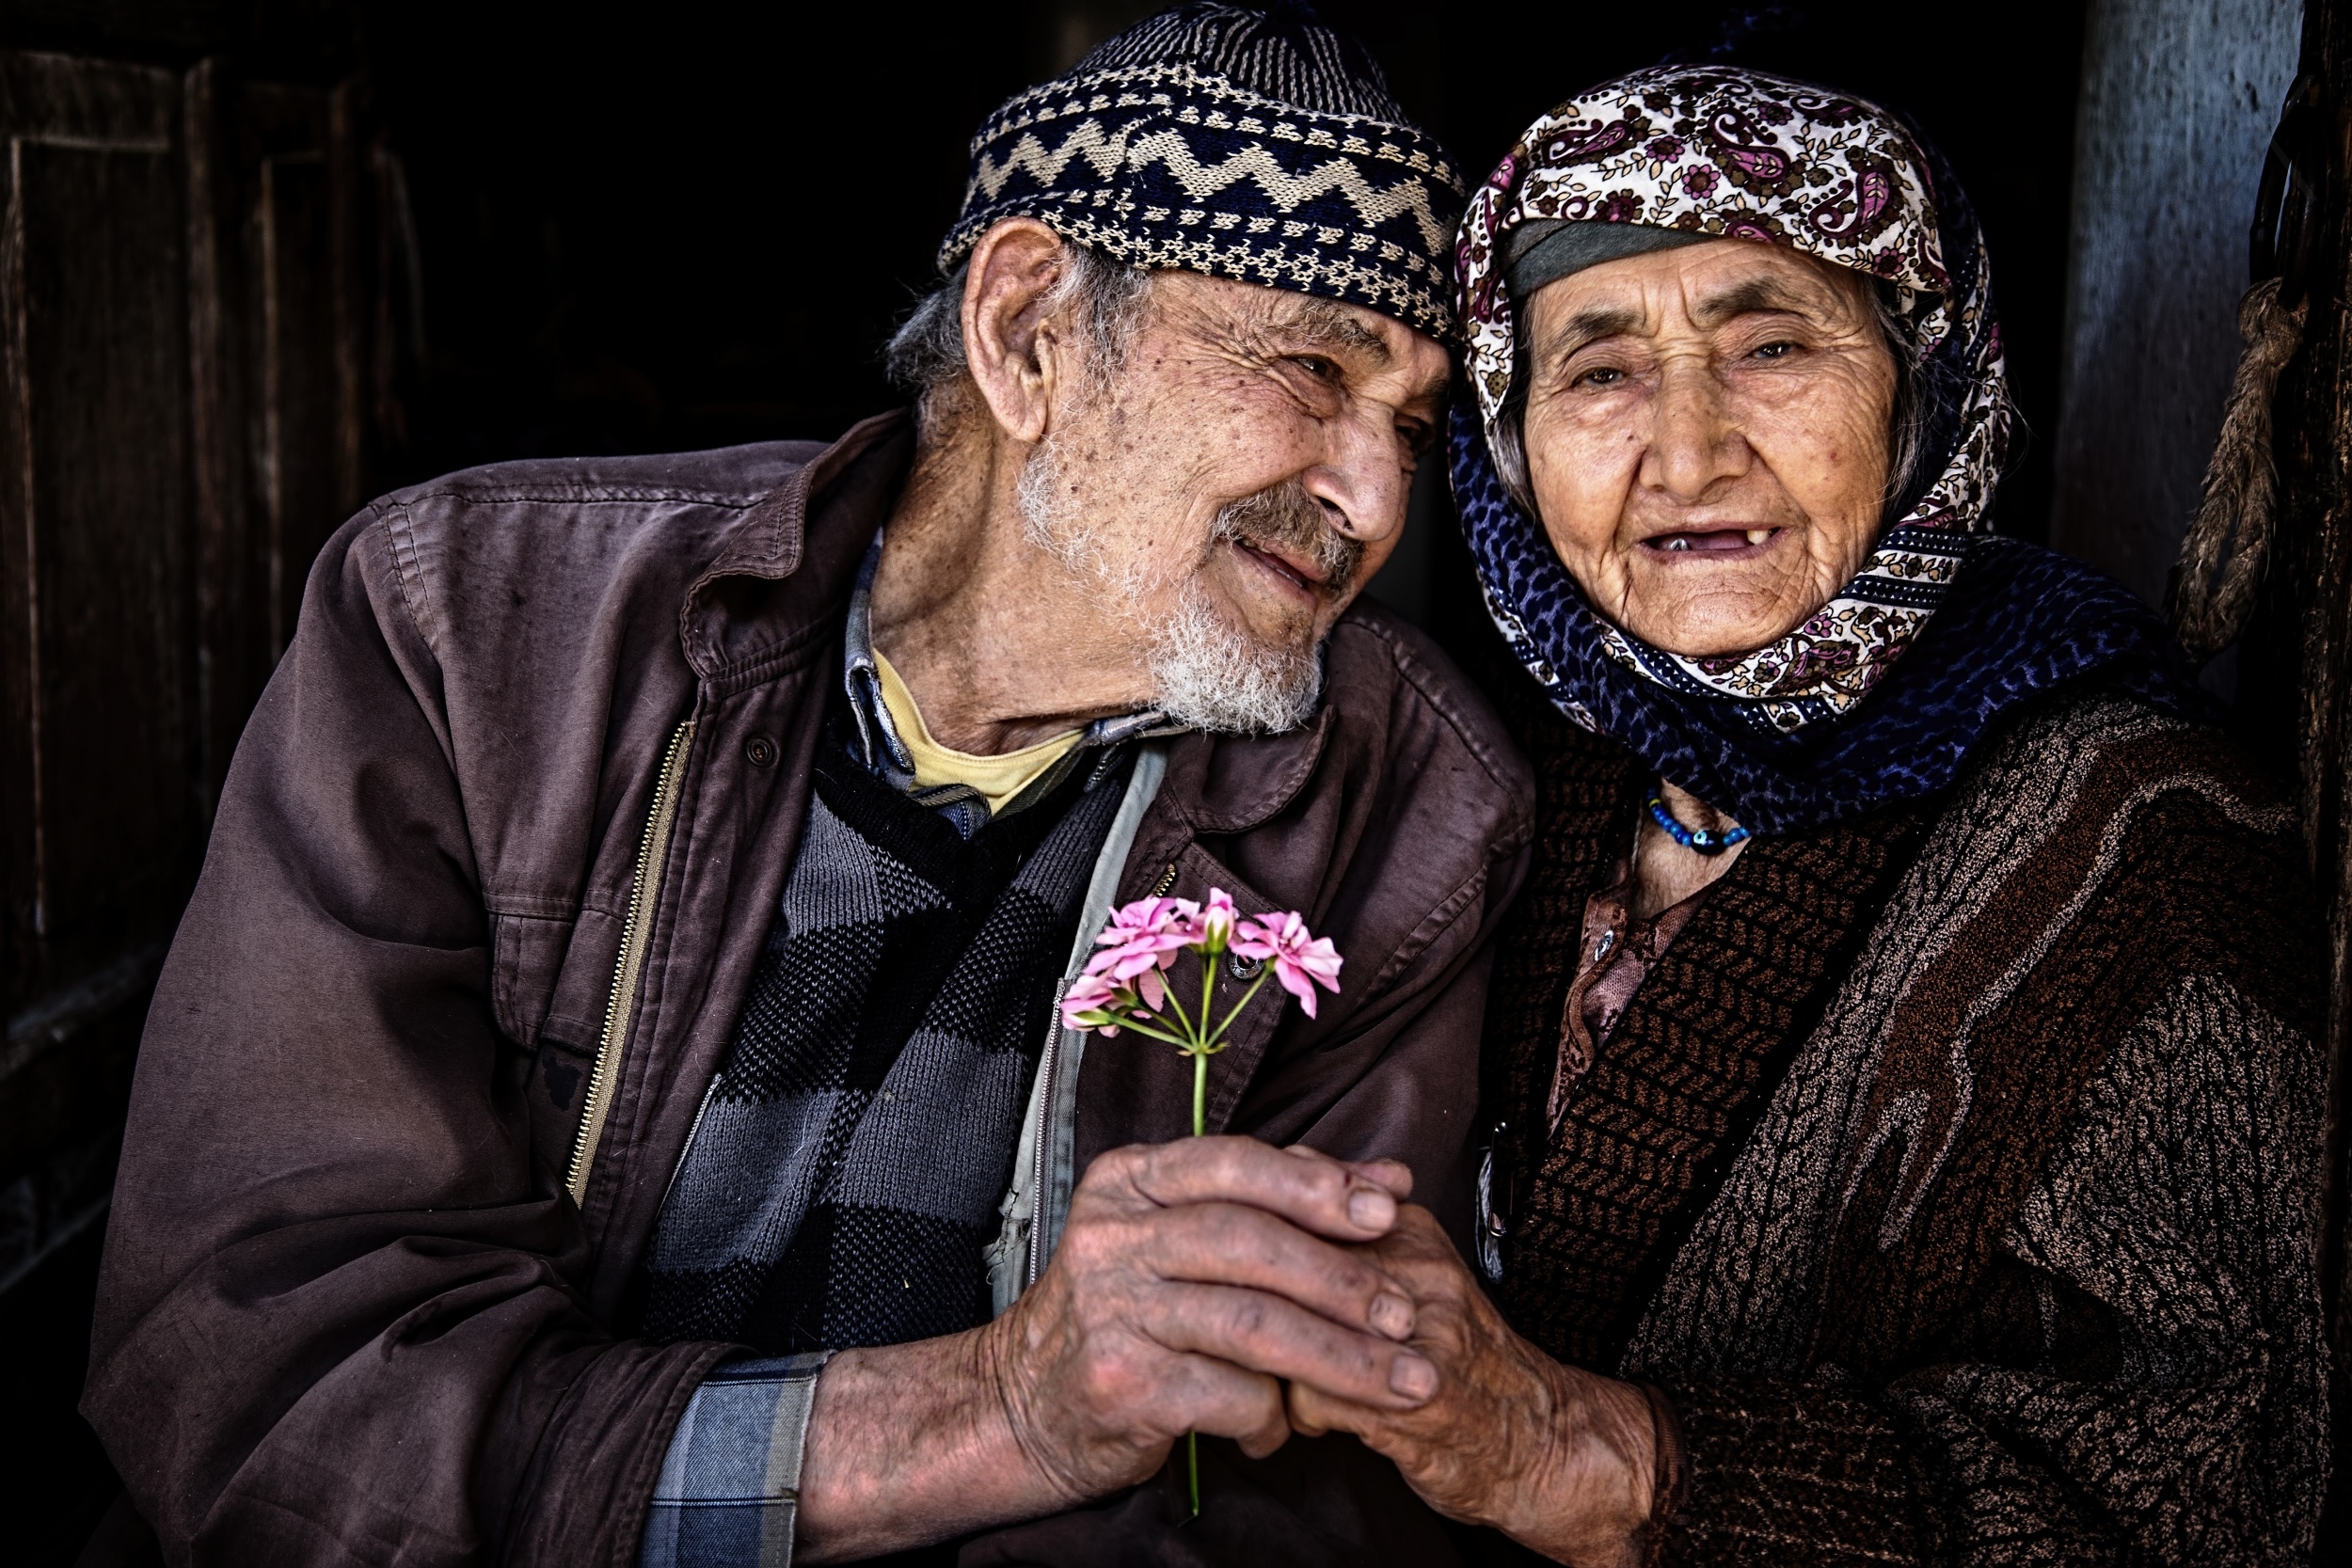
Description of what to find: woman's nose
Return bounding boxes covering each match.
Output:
[1644,357,1749,501]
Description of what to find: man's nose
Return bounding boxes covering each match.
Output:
[1644,356,1749,500]
[1299,405,1413,544]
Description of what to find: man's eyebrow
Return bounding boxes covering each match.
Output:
[1272,300,1393,365]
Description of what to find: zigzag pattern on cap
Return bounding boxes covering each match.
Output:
[942,4,1463,341]
[973,119,1454,254]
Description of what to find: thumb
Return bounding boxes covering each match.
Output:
[1286,1379,1371,1441]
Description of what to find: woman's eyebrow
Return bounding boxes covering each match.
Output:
[1690,277,1823,326]
[1544,304,1645,355]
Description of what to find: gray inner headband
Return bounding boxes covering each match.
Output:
[1503,219,1711,299]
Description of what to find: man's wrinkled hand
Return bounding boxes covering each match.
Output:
[977,1135,1439,1505]
[1285,1205,1659,1568]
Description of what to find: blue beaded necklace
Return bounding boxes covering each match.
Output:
[1645,784,1751,856]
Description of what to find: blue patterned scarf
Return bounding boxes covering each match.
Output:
[1450,66,2199,834]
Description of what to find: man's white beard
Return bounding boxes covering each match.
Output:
[1148,580,1324,734]
[1019,435,1325,734]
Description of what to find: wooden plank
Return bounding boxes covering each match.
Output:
[185,56,249,824]
[0,52,170,153]
[231,79,358,666]
[13,135,197,972]
[0,53,195,1300]
[0,53,192,1020]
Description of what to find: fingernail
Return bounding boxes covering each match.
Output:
[1347,1187,1395,1229]
[1390,1353,1438,1400]
[1369,1291,1414,1339]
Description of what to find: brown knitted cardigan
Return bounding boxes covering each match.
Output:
[1479,675,2329,1565]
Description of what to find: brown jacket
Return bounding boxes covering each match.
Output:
[84,414,1532,1566]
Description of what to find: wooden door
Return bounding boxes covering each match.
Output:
[0,54,196,1293]
[0,53,372,1297]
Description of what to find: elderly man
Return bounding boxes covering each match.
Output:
[83,6,1529,1566]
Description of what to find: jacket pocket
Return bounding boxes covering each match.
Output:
[496,904,623,1186]
[491,910,576,1047]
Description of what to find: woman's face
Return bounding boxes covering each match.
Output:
[1518,239,1898,658]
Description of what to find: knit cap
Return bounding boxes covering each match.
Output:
[940,3,1464,341]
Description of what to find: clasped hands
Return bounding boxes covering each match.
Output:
[990,1136,1661,1567]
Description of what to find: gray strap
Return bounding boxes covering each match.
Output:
[986,743,1168,1314]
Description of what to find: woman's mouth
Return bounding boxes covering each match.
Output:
[1644,528,1780,556]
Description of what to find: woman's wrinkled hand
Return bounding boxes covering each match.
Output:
[1284,1204,1660,1568]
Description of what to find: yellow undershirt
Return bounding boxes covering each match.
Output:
[872,651,1083,816]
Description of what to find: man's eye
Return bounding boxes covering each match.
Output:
[1754,341,1800,359]
[1290,355,1340,381]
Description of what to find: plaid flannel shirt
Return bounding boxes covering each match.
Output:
[638,1354,831,1568]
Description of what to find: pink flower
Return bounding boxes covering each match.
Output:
[1231,911,1343,1019]
[1199,888,1239,952]
[1086,895,1201,982]
[1060,970,1126,1034]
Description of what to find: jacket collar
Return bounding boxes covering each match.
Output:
[681,411,913,679]
[1155,705,1330,835]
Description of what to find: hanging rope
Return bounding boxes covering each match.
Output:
[2169,277,2307,664]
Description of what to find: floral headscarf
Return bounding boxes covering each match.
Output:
[1451,65,2195,832]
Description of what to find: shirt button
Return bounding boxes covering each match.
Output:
[744,735,778,768]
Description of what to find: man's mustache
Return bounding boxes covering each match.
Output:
[1211,481,1364,598]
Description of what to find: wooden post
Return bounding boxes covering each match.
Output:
[2231,0,2352,1543]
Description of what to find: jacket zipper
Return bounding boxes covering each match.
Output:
[565,720,695,1207]
[1024,981,1067,1289]
[1025,860,1177,1287]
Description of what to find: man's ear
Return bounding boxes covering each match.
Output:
[961,218,1078,445]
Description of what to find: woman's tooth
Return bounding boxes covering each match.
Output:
[1746,529,1770,546]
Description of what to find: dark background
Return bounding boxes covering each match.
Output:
[6,0,2083,523]
[0,1,2086,1560]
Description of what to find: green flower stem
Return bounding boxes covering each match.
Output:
[1199,953,1216,1061]
[1145,947,1273,1524]
[1184,946,1226,1522]
[1154,968,1199,1037]
[1104,1017,1196,1051]
[1209,970,1273,1043]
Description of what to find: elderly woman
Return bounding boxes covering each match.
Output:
[1285,66,2329,1566]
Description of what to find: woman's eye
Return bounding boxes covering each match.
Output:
[1574,366,1626,388]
